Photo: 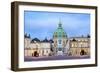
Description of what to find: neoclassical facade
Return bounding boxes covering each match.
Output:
[24,21,90,57]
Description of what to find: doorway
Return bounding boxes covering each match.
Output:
[32,51,39,57]
[80,50,86,56]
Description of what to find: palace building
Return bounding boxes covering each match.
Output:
[24,21,90,57]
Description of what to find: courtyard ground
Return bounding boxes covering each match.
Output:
[24,55,90,61]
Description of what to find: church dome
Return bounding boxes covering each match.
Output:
[53,21,67,38]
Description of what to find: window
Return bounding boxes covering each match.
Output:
[59,40,61,44]
[59,35,61,37]
[46,50,48,53]
[58,32,61,37]
[36,45,38,50]
[63,41,65,44]
[71,43,73,47]
[55,40,57,43]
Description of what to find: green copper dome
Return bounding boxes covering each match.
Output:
[53,21,67,38]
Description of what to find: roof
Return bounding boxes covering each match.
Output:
[24,34,30,38]
[69,35,90,39]
[72,38,77,41]
[42,38,49,43]
[53,21,67,38]
[31,38,40,43]
[31,38,54,43]
[49,39,54,43]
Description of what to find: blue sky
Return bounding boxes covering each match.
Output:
[24,11,90,40]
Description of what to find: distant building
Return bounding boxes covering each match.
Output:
[24,21,90,57]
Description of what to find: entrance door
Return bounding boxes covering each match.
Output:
[33,51,39,57]
[80,50,85,56]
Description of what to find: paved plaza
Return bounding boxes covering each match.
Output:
[24,55,90,61]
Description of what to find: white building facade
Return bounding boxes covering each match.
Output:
[24,36,51,57]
